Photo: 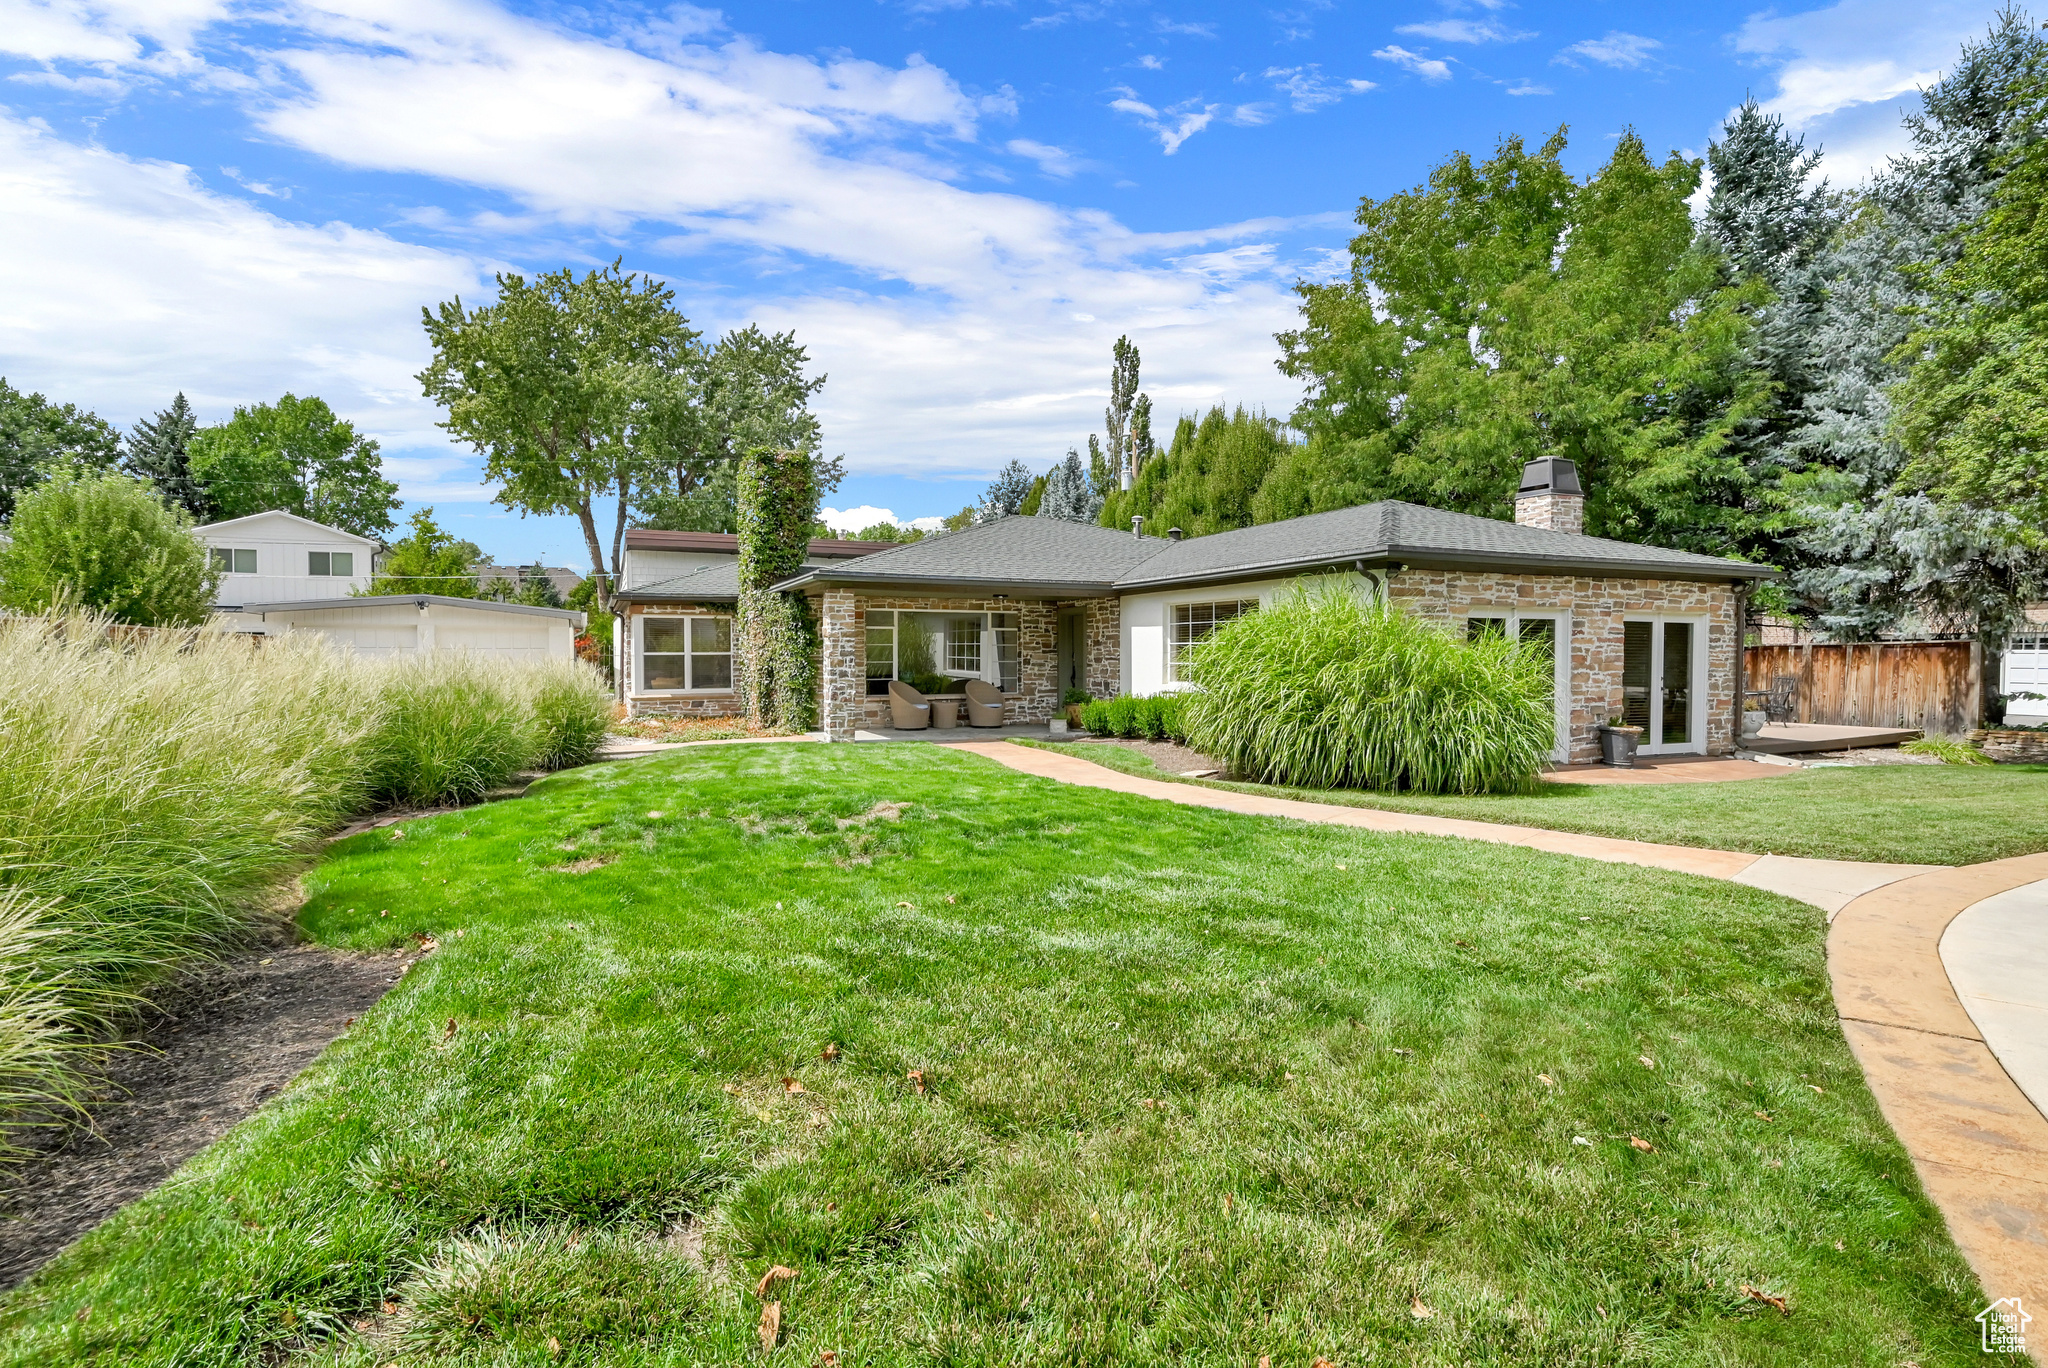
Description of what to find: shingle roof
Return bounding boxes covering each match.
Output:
[773,517,1171,595]
[615,561,743,602]
[771,506,1772,596]
[1111,502,1774,588]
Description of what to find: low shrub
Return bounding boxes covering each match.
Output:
[1901,736,1993,766]
[1080,693,1190,742]
[1179,583,1554,794]
[1061,687,1092,706]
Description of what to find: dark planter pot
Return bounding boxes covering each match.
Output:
[1599,725,1643,768]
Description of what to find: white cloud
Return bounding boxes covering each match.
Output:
[1133,54,1165,70]
[1153,18,1218,37]
[1263,65,1376,112]
[1728,0,1998,181]
[1556,32,1660,69]
[0,110,491,501]
[1372,46,1453,81]
[1505,80,1552,96]
[1108,90,1217,153]
[0,0,1316,491]
[819,505,940,534]
[1005,138,1083,178]
[0,0,225,66]
[1396,19,1533,44]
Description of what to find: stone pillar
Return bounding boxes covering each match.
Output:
[1084,598,1122,700]
[820,589,860,741]
[1015,600,1057,721]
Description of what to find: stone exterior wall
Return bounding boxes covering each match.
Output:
[1387,569,1740,762]
[1081,597,1123,700]
[620,601,742,718]
[820,593,1061,740]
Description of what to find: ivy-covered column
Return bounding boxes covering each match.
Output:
[820,589,860,740]
[736,447,820,731]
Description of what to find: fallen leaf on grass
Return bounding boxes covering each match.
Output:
[819,1352,840,1367]
[1629,1136,1654,1152]
[1313,1359,1336,1368]
[1390,1047,1413,1057]
[907,1069,927,1095]
[944,895,957,905]
[1537,1074,1554,1087]
[546,1335,562,1359]
[895,901,915,909]
[758,1301,782,1351]
[1755,1111,1772,1122]
[755,1265,799,1299]
[441,1018,458,1043]
[1638,1055,1656,1070]
[73,1305,90,1323]
[378,909,389,918]
[1452,939,1471,948]
[1409,1295,1434,1320]
[382,1300,398,1316]
[392,829,406,840]
[413,932,439,953]
[1257,1358,1271,1368]
[783,1078,805,1095]
[821,1043,840,1062]
[1596,1304,1608,1320]
[1572,1136,1592,1147]
[1808,1084,1824,1094]
[1740,1284,1789,1315]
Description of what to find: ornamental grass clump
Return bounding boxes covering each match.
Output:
[1180,583,1554,794]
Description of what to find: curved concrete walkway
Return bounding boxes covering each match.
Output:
[958,741,2048,1334]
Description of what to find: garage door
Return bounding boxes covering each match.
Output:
[436,624,550,659]
[314,625,418,654]
[2004,633,2048,700]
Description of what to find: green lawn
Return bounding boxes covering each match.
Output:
[3,744,2009,1366]
[1025,740,2048,866]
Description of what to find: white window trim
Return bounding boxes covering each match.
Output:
[1465,609,1573,763]
[1624,614,1709,755]
[1163,596,1262,689]
[212,547,259,574]
[865,608,1020,693]
[635,612,734,696]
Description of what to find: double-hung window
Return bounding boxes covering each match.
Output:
[211,548,257,574]
[639,616,733,692]
[308,551,355,576]
[1169,599,1257,683]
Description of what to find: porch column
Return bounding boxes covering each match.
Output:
[820,588,860,741]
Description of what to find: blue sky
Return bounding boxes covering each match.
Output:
[0,0,2009,569]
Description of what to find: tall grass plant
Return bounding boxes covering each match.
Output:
[1180,583,1555,794]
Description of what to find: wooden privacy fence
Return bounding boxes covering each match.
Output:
[1745,641,1981,734]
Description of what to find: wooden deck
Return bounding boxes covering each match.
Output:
[1742,722,1922,755]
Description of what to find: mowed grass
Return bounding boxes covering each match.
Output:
[1027,740,2048,866]
[1,744,2008,1366]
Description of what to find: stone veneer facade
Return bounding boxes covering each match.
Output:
[822,591,1079,740]
[1386,568,1739,762]
[619,601,743,717]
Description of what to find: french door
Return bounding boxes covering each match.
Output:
[1468,611,1570,762]
[1622,618,1704,753]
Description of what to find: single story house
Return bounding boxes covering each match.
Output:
[618,460,1777,763]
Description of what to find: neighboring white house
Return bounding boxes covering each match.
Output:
[196,510,376,616]
[240,595,584,660]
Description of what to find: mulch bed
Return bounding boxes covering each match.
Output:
[0,938,410,1291]
[1068,736,1228,776]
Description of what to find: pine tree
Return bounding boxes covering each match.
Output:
[1036,448,1103,522]
[976,458,1037,522]
[123,393,211,520]
[1788,11,2048,639]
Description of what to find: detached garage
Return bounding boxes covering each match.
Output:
[240,595,585,660]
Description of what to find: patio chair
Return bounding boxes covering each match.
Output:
[887,679,931,730]
[1764,674,1798,724]
[963,679,1005,727]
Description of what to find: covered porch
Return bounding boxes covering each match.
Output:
[816,588,1120,741]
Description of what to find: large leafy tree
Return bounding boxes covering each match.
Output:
[123,393,211,521]
[419,261,697,607]
[1785,12,2048,639]
[365,507,480,597]
[632,325,840,533]
[0,469,219,625]
[1270,129,1765,555]
[0,378,123,523]
[188,394,400,537]
[1099,406,1293,537]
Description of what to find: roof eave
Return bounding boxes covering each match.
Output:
[774,570,1119,598]
[1113,545,1778,591]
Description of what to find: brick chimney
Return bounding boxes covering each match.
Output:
[1514,457,1584,536]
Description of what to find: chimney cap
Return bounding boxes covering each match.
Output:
[1517,456,1582,498]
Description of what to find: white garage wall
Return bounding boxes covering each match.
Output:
[1119,572,1378,696]
[253,601,575,660]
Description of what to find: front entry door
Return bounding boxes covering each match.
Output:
[1056,610,1086,698]
[1622,619,1702,753]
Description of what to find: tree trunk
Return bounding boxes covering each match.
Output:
[574,500,610,610]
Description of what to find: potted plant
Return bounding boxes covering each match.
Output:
[1062,688,1091,727]
[1598,717,1643,768]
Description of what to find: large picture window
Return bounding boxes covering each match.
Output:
[308,550,355,576]
[1169,599,1257,683]
[865,610,1019,694]
[639,615,733,693]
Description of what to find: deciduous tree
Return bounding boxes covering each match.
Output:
[188,394,399,537]
[0,379,122,522]
[366,508,479,597]
[0,469,218,625]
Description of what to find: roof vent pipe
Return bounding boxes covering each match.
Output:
[1167,527,1184,542]
[1131,515,1144,539]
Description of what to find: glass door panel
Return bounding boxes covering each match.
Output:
[1659,622,1692,745]
[1621,621,1653,731]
